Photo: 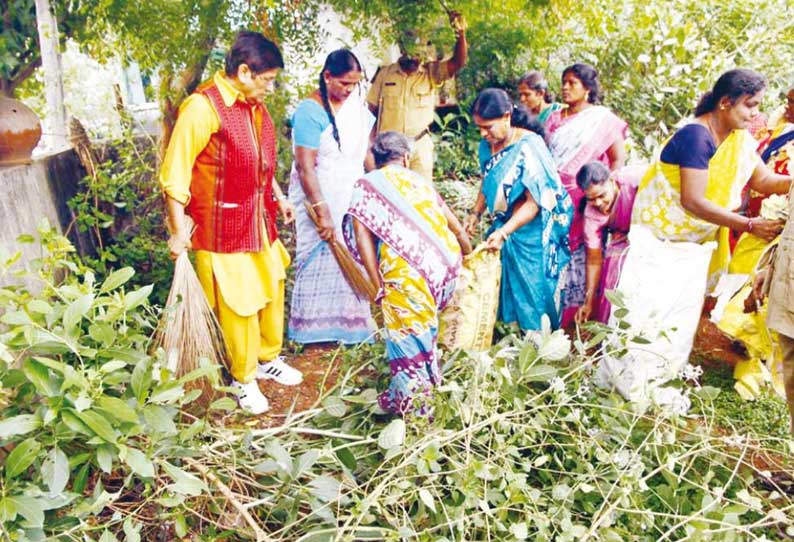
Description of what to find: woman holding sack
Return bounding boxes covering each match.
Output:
[288,49,377,345]
[464,88,573,332]
[597,69,793,406]
[344,132,471,417]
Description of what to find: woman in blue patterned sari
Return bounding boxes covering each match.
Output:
[464,89,573,331]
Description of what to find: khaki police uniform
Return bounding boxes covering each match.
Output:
[765,182,794,433]
[367,60,452,181]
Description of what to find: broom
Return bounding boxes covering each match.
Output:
[304,201,379,302]
[150,216,227,409]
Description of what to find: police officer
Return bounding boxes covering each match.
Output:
[367,11,468,181]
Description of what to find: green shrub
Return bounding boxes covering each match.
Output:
[68,134,173,306]
[0,224,224,542]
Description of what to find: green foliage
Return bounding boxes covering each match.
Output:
[67,133,173,306]
[544,0,794,153]
[699,363,793,448]
[0,0,99,97]
[433,110,479,182]
[0,224,218,541]
[191,321,794,541]
[2,226,793,541]
[331,0,793,161]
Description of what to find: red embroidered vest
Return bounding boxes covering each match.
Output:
[186,83,279,253]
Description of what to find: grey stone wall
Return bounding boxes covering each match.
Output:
[0,149,96,290]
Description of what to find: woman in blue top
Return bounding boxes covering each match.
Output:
[288,49,376,344]
[463,88,573,331]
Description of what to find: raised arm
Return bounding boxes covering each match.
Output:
[442,12,468,76]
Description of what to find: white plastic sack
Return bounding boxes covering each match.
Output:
[595,226,715,409]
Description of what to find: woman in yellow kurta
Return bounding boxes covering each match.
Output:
[596,69,791,406]
[718,87,794,399]
[160,32,302,415]
[344,132,471,417]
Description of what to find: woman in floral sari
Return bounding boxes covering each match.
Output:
[344,132,471,417]
[288,49,376,344]
[546,63,628,326]
[464,88,573,331]
[596,69,792,406]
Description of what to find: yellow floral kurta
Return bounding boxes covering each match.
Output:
[344,164,461,416]
[633,128,760,280]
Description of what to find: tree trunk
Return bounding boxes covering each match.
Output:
[34,0,69,150]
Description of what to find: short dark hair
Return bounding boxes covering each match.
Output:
[562,63,601,104]
[225,31,284,77]
[470,88,545,138]
[576,161,611,191]
[694,69,766,116]
[371,132,411,169]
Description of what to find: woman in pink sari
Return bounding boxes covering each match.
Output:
[573,162,645,324]
[546,63,628,327]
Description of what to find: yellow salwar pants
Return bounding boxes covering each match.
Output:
[194,237,290,383]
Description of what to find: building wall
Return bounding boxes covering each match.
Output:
[0,149,95,290]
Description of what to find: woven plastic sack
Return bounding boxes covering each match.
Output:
[439,246,502,351]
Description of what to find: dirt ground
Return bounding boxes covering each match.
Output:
[248,345,343,426]
[692,314,747,368]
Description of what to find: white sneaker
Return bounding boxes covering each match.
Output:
[232,380,269,414]
[257,357,303,386]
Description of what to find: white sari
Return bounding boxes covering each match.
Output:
[288,91,376,344]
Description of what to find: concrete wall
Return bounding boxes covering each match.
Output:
[0,149,95,290]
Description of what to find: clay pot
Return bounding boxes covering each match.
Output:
[0,96,42,166]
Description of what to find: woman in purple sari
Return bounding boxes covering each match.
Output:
[574,162,645,324]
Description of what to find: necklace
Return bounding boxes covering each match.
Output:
[328,98,340,116]
[705,113,723,145]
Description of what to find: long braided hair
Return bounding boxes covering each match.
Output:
[318,49,363,149]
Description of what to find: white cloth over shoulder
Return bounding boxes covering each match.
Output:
[595,226,715,411]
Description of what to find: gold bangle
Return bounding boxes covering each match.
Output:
[311,200,327,208]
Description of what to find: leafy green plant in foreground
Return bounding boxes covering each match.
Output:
[0,223,223,542]
[1,227,793,542]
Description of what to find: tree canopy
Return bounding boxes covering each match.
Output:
[7,0,794,153]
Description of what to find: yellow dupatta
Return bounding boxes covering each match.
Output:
[632,127,760,280]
